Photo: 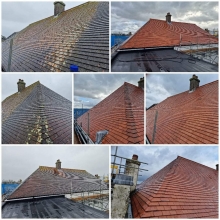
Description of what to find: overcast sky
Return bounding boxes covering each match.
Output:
[2,1,86,37]
[74,74,143,108]
[2,146,109,181]
[146,74,218,108]
[112,2,218,34]
[1,74,72,101]
[111,146,218,184]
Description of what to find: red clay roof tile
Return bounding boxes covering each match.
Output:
[146,80,218,144]
[77,82,144,144]
[121,19,218,50]
[8,166,107,200]
[131,156,218,218]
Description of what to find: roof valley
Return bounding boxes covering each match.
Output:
[124,83,140,144]
[25,83,53,144]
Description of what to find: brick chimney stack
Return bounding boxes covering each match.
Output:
[138,77,144,89]
[54,1,65,16]
[189,74,200,91]
[124,154,141,192]
[166,12,172,23]
[56,159,61,169]
[17,79,26,92]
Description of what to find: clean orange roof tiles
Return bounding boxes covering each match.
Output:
[8,163,108,200]
[121,15,218,50]
[146,76,218,144]
[76,81,144,144]
[131,156,218,218]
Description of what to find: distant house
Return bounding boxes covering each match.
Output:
[2,79,72,144]
[2,160,109,218]
[2,2,109,72]
[112,13,218,72]
[75,78,144,144]
[146,75,218,144]
[131,156,218,218]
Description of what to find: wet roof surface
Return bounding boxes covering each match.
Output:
[2,2,109,72]
[131,156,218,218]
[76,82,144,144]
[146,80,218,144]
[111,49,218,72]
[2,81,72,144]
[121,19,218,49]
[2,196,108,218]
[8,166,108,200]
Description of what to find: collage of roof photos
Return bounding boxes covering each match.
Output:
[0,0,219,219]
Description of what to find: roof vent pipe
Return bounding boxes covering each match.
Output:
[54,1,65,16]
[166,12,172,23]
[216,164,218,171]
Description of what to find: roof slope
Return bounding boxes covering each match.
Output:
[121,19,218,49]
[131,156,218,218]
[8,166,108,200]
[2,2,109,72]
[76,82,144,144]
[2,196,109,218]
[146,80,218,144]
[2,82,72,144]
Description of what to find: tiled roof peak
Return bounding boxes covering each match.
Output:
[2,81,72,144]
[132,156,218,218]
[77,81,144,144]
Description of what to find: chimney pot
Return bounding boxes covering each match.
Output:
[189,74,200,91]
[166,12,172,23]
[17,79,26,92]
[138,77,144,89]
[132,154,138,160]
[56,159,61,169]
[216,164,218,171]
[54,1,65,16]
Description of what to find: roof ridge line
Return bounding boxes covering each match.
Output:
[155,79,218,105]
[177,155,217,171]
[39,165,87,172]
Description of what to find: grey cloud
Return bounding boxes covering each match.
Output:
[74,74,144,108]
[111,2,218,34]
[2,74,72,101]
[2,1,86,37]
[111,146,218,183]
[2,146,109,181]
[146,74,218,108]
